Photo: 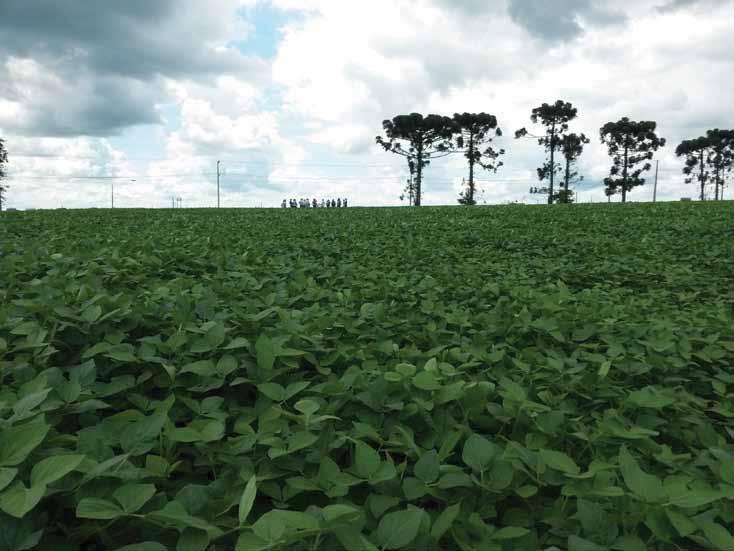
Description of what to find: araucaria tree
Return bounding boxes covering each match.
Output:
[376,114,456,206]
[676,130,734,201]
[558,133,589,204]
[675,136,712,201]
[599,118,666,203]
[0,138,8,212]
[706,129,734,200]
[516,100,578,204]
[453,112,505,205]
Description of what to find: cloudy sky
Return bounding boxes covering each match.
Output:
[1,0,732,208]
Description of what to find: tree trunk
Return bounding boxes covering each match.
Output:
[622,142,629,203]
[564,156,571,204]
[715,167,721,201]
[700,150,705,201]
[548,124,556,205]
[468,132,475,205]
[415,143,423,207]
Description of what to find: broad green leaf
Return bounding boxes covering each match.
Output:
[412,371,441,391]
[431,503,461,541]
[376,508,423,550]
[30,454,85,487]
[618,446,664,503]
[115,544,168,551]
[414,450,440,483]
[665,509,696,537]
[112,483,157,513]
[540,449,580,475]
[0,482,45,518]
[76,498,124,520]
[257,383,285,402]
[462,435,500,472]
[235,533,271,551]
[255,334,275,370]
[355,441,381,479]
[239,475,257,526]
[0,468,18,493]
[697,520,734,550]
[492,526,530,540]
[82,305,102,323]
[0,419,50,467]
[177,528,210,551]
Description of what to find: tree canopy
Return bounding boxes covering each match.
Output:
[600,118,665,202]
[376,114,456,206]
[515,100,578,204]
[453,112,504,205]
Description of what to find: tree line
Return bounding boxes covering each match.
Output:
[375,100,734,205]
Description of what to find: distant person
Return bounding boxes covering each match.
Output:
[326,199,330,208]
[343,198,348,208]
[337,198,342,208]
[281,199,287,208]
[320,199,325,208]
[312,198,318,208]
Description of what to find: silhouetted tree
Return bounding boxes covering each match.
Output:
[453,112,505,205]
[0,138,7,212]
[516,100,578,204]
[376,114,456,206]
[707,129,734,201]
[559,133,589,204]
[675,136,712,201]
[600,118,666,203]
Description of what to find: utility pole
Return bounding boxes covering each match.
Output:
[111,181,114,209]
[653,160,659,203]
[217,160,221,208]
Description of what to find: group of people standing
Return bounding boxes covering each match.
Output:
[282,198,348,208]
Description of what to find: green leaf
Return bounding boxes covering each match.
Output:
[177,528,210,551]
[115,544,168,551]
[492,526,530,540]
[0,419,50,467]
[257,383,285,402]
[225,336,251,350]
[569,535,607,551]
[697,520,734,550]
[0,468,18,493]
[235,533,271,551]
[76,498,125,520]
[665,509,696,537]
[82,305,102,323]
[618,446,664,503]
[0,482,46,518]
[256,334,275,370]
[540,449,580,475]
[412,371,441,391]
[112,483,157,513]
[610,535,647,551]
[239,475,257,526]
[462,435,500,472]
[355,441,381,479]
[30,454,85,487]
[431,503,461,541]
[376,508,423,550]
[414,450,440,483]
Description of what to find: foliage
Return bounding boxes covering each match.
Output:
[376,114,456,206]
[1,203,734,550]
[675,129,734,201]
[0,138,8,212]
[452,113,505,206]
[515,100,578,205]
[558,133,589,204]
[600,118,666,203]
